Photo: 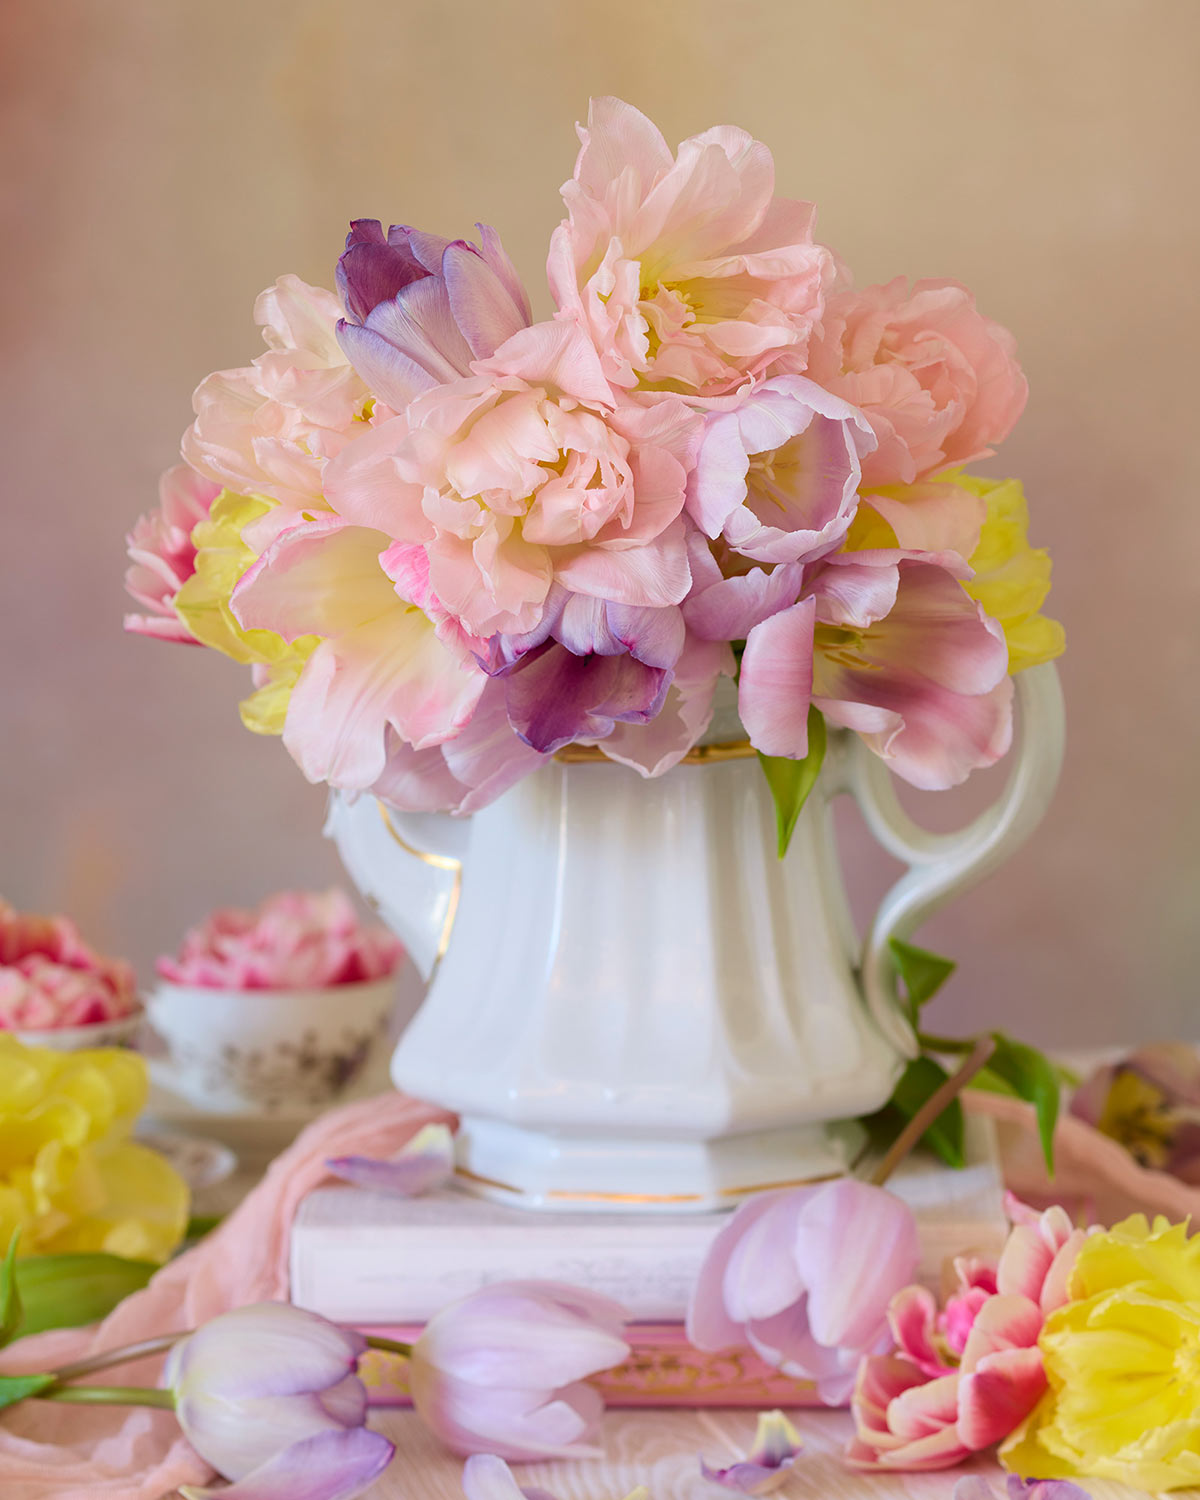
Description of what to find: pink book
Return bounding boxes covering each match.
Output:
[359,1323,822,1408]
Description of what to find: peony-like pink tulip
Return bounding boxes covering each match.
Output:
[157,888,402,990]
[805,278,1027,488]
[0,899,138,1030]
[124,463,221,643]
[167,1301,394,1500]
[324,319,700,640]
[183,275,376,511]
[686,1179,920,1405]
[550,97,834,398]
[408,1281,630,1459]
[847,1205,1089,1472]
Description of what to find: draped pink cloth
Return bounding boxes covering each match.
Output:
[0,1089,1192,1500]
[0,1092,449,1500]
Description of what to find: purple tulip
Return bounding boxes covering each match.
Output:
[334,218,531,409]
[699,1410,805,1493]
[168,1302,393,1500]
[686,1179,919,1406]
[409,1281,630,1460]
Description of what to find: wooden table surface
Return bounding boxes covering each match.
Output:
[358,1407,1134,1500]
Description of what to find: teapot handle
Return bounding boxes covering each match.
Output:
[847,663,1065,1057]
[324,794,471,982]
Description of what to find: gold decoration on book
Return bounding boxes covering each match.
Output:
[375,802,462,967]
[453,1165,843,1204]
[555,738,756,765]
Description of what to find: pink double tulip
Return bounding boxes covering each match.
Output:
[805,277,1028,487]
[848,1205,1088,1471]
[124,463,220,643]
[550,96,834,398]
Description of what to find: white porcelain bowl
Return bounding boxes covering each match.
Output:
[145,977,398,1114]
[13,1009,145,1053]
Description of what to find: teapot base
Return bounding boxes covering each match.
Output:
[450,1114,865,1213]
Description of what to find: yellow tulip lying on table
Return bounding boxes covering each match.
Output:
[0,1034,189,1338]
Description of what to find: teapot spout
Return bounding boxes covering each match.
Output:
[324,792,470,980]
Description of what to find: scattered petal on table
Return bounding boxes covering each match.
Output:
[327,1123,456,1196]
[699,1410,804,1493]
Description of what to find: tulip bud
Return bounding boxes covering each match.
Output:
[166,1302,393,1500]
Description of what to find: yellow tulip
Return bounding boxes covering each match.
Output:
[0,1036,188,1264]
[1003,1215,1200,1489]
[173,489,319,735]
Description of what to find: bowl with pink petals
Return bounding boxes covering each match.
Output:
[147,889,405,1113]
[0,898,143,1051]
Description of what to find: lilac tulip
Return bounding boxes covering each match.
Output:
[461,1453,648,1500]
[168,1302,393,1500]
[699,1410,805,1493]
[334,218,531,409]
[327,1122,456,1198]
[687,1179,919,1406]
[409,1281,630,1460]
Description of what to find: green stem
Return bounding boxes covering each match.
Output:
[52,1333,186,1383]
[41,1384,176,1409]
[916,1032,977,1055]
[870,1036,996,1187]
[364,1335,412,1358]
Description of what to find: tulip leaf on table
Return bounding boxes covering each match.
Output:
[0,1232,22,1349]
[757,707,826,858]
[12,1253,157,1338]
[0,1372,56,1410]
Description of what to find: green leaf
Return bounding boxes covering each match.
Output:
[891,1055,966,1168]
[13,1254,157,1339]
[985,1033,1061,1175]
[0,1372,55,1410]
[0,1232,22,1349]
[758,708,827,858]
[889,938,957,1025]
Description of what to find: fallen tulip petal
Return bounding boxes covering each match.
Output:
[179,1427,394,1500]
[699,1410,804,1493]
[326,1123,455,1197]
[460,1453,558,1500]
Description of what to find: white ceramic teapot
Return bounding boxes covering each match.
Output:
[327,663,1064,1211]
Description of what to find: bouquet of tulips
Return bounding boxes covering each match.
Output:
[125,97,1062,840]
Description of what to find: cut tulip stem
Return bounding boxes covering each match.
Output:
[364,1335,413,1358]
[51,1332,188,1383]
[870,1036,997,1188]
[40,1384,176,1409]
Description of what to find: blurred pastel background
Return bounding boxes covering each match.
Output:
[1,0,1196,1046]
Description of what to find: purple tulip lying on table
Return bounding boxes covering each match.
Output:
[167,1304,394,1500]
